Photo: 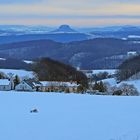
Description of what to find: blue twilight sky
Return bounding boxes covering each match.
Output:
[0,0,140,27]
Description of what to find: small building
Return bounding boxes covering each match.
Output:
[40,81,64,92]
[0,79,14,91]
[15,80,42,92]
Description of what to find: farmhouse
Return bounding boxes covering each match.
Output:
[15,80,79,93]
[0,79,14,91]
[15,80,42,92]
[40,81,79,92]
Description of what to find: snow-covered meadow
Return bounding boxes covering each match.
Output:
[93,69,116,75]
[0,69,34,79]
[0,91,140,140]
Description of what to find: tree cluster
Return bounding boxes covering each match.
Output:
[14,75,20,88]
[116,55,140,82]
[92,81,107,92]
[32,58,88,88]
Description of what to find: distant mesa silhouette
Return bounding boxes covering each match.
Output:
[51,25,77,33]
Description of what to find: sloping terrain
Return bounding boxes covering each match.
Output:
[0,69,34,79]
[0,92,140,140]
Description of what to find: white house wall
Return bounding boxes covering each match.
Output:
[0,85,11,91]
[15,81,34,91]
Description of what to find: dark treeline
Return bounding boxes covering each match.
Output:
[116,55,140,81]
[32,57,88,87]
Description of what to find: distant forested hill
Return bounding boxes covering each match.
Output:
[0,33,89,44]
[0,38,140,69]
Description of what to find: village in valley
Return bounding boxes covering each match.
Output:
[0,51,139,96]
[0,75,80,93]
[0,67,107,93]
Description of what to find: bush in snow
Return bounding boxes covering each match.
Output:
[113,89,123,96]
[111,83,139,96]
[120,83,139,96]
[109,86,122,96]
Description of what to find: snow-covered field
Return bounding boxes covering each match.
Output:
[0,69,34,79]
[93,69,116,75]
[0,91,140,140]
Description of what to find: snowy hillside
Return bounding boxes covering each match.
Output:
[101,77,140,93]
[93,69,116,75]
[0,69,34,79]
[0,92,140,140]
[120,80,140,93]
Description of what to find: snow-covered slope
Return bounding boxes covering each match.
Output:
[93,69,116,75]
[120,80,140,92]
[102,78,117,86]
[0,92,140,140]
[0,69,34,79]
[101,77,140,93]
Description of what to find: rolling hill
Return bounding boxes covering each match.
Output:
[0,38,140,69]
